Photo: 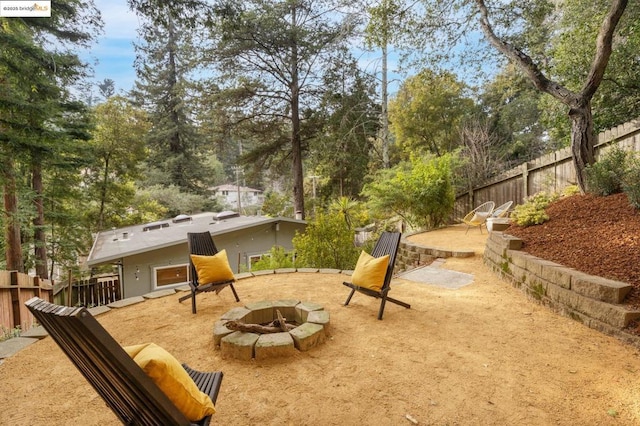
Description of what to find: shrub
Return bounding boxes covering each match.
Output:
[0,325,21,342]
[623,156,640,209]
[249,246,295,271]
[510,191,559,227]
[261,191,292,217]
[362,153,456,230]
[585,147,628,196]
[561,185,580,197]
[292,211,360,270]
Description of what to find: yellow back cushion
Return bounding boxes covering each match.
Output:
[351,250,390,292]
[190,249,235,284]
[124,343,216,422]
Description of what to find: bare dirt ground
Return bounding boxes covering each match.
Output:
[2,223,640,425]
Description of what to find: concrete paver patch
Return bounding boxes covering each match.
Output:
[20,325,48,339]
[0,337,39,360]
[398,258,474,289]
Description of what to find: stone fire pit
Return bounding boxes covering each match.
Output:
[213,300,330,360]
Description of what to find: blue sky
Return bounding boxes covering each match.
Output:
[81,1,406,99]
[80,2,496,102]
[81,0,139,96]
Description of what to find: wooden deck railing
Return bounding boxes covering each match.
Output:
[1,271,121,334]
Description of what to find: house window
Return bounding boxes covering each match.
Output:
[222,190,228,196]
[153,264,189,289]
[248,254,265,270]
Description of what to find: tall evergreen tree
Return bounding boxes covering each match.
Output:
[364,0,407,169]
[129,3,212,194]
[311,50,380,199]
[208,0,356,219]
[0,1,102,274]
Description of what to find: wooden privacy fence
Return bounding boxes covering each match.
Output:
[0,270,53,334]
[1,271,121,335]
[453,118,640,222]
[53,275,121,308]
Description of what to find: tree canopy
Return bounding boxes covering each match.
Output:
[206,0,357,218]
[2,0,640,278]
[389,69,474,158]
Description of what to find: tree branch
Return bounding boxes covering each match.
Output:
[582,0,628,100]
[473,0,576,106]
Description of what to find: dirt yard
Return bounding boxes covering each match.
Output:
[2,224,640,425]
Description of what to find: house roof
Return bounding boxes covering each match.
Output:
[86,212,304,266]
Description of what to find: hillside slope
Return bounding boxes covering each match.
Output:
[505,193,640,308]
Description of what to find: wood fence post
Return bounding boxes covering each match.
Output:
[10,271,20,330]
[67,269,72,307]
[522,163,529,200]
[89,277,98,306]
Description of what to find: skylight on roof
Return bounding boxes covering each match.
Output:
[216,211,239,220]
[143,222,170,232]
[172,214,192,224]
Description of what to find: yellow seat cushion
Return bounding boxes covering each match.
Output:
[190,249,235,284]
[124,343,216,422]
[351,250,390,292]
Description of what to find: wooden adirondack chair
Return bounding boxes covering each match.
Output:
[343,231,410,320]
[178,231,240,314]
[25,297,223,426]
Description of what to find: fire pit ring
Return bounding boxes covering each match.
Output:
[213,300,330,361]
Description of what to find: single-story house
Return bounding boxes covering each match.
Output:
[86,212,306,299]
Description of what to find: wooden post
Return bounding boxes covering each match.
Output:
[10,271,20,331]
[67,269,72,307]
[522,163,529,200]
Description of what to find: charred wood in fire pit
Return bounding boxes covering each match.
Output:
[224,320,296,334]
[224,310,296,334]
[276,310,288,332]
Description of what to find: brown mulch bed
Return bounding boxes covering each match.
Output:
[504,192,640,313]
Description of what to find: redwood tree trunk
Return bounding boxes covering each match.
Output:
[3,155,24,272]
[32,158,50,279]
[569,102,597,192]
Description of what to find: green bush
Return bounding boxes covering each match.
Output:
[249,246,295,271]
[0,325,21,342]
[510,191,559,227]
[561,185,580,197]
[292,211,360,270]
[362,153,456,230]
[261,191,293,217]
[623,157,640,209]
[585,147,629,196]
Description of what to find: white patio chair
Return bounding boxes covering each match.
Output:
[462,201,495,234]
[491,201,513,218]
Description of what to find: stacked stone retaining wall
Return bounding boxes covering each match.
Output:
[484,231,640,347]
[396,239,474,273]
